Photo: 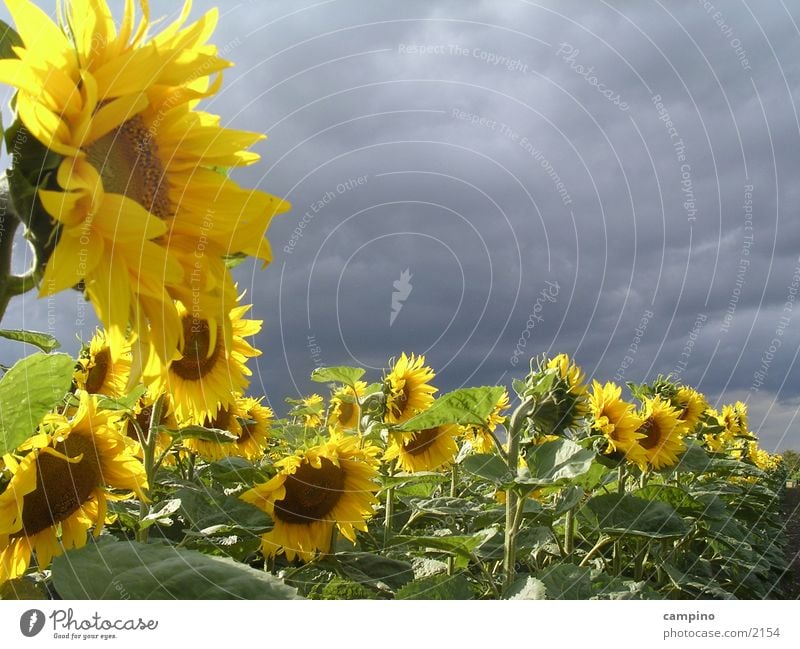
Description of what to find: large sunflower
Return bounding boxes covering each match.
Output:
[0,392,146,584]
[241,435,380,562]
[384,353,437,424]
[0,0,289,363]
[589,381,646,466]
[462,389,509,454]
[184,395,272,462]
[145,300,261,424]
[384,424,460,472]
[635,396,688,470]
[74,329,132,398]
[329,382,367,432]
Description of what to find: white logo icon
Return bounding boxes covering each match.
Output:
[390,269,413,327]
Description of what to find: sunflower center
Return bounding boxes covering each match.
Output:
[336,401,356,427]
[86,115,172,218]
[205,407,232,431]
[638,418,663,450]
[14,435,101,537]
[170,316,223,381]
[127,402,169,441]
[273,458,345,524]
[403,427,440,456]
[84,348,110,394]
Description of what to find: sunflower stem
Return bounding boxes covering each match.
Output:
[579,535,612,567]
[137,394,164,543]
[564,507,576,559]
[502,396,534,592]
[383,484,395,547]
[446,463,459,576]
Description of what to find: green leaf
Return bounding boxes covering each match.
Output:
[0,19,22,60]
[176,487,272,535]
[310,365,366,386]
[668,442,712,474]
[0,352,74,455]
[634,485,705,516]
[0,329,60,352]
[395,573,474,600]
[552,485,584,516]
[0,578,47,600]
[582,493,689,539]
[460,453,513,485]
[52,538,299,599]
[536,563,592,599]
[522,438,596,485]
[95,384,147,411]
[321,552,413,591]
[397,386,505,431]
[168,425,238,443]
[388,529,496,568]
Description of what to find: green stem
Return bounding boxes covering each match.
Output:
[564,508,576,558]
[579,535,612,567]
[447,464,458,576]
[136,394,165,543]
[383,485,395,547]
[502,396,534,592]
[617,464,626,494]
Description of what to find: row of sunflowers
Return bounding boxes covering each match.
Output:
[0,0,791,599]
[0,330,790,599]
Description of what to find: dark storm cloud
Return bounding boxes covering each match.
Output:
[1,1,798,449]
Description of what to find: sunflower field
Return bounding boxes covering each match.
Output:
[0,1,792,601]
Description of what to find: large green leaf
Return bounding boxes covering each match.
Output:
[52,539,299,599]
[0,329,60,352]
[310,365,365,386]
[582,493,689,539]
[634,485,705,516]
[176,487,272,535]
[668,442,712,474]
[536,563,592,599]
[0,352,74,455]
[459,453,512,485]
[522,438,596,485]
[397,386,505,431]
[395,573,474,600]
[388,529,496,568]
[320,552,413,591]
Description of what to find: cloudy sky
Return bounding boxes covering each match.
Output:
[1,0,799,450]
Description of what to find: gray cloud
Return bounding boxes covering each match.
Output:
[1,0,798,450]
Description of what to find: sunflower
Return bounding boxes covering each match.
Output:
[384,353,437,424]
[462,389,509,454]
[589,381,646,466]
[672,387,708,431]
[74,329,132,398]
[747,441,781,472]
[717,401,750,438]
[0,392,146,584]
[0,0,289,364]
[184,396,272,462]
[145,300,261,424]
[241,435,380,562]
[301,394,325,428]
[123,392,177,458]
[329,382,367,432]
[384,424,460,472]
[534,353,589,433]
[635,396,688,470]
